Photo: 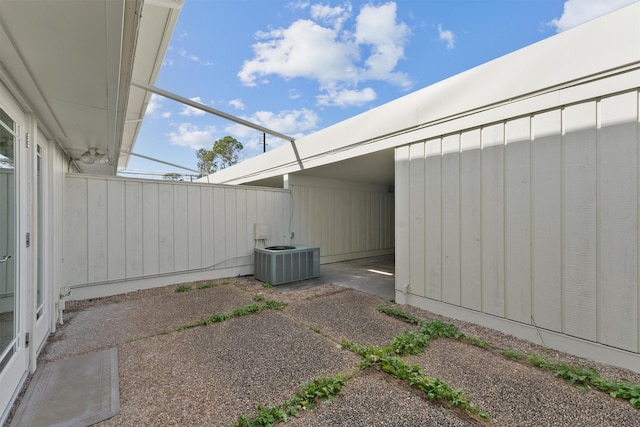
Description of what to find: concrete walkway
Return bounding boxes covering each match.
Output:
[278,255,395,300]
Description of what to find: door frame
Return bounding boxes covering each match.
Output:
[32,134,51,365]
[0,85,30,422]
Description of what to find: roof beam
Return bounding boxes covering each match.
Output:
[131,80,296,143]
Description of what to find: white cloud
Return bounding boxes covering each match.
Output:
[311,3,352,30]
[238,1,412,106]
[287,1,310,11]
[145,94,163,115]
[238,19,358,87]
[168,123,217,150]
[354,2,411,86]
[437,24,455,50]
[288,89,302,99]
[253,108,319,133]
[317,87,376,107]
[229,99,245,110]
[178,48,200,62]
[224,108,320,141]
[549,0,638,32]
[145,94,172,118]
[179,97,207,116]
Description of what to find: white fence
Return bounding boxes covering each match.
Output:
[64,175,291,298]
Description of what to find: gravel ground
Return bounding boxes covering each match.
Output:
[10,276,640,426]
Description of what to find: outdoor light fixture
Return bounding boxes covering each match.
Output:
[79,149,109,165]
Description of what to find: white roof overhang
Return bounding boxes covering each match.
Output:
[0,0,182,175]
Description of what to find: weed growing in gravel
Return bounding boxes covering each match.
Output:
[500,349,640,408]
[390,329,429,355]
[176,298,287,332]
[342,340,488,419]
[262,282,273,288]
[501,348,524,359]
[233,375,347,426]
[175,285,192,293]
[197,282,216,289]
[379,306,640,410]
[379,306,495,350]
[377,306,421,324]
[464,335,494,348]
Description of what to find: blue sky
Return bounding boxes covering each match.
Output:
[121,0,638,179]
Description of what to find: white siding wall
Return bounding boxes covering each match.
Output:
[48,139,68,330]
[64,175,291,299]
[289,174,394,263]
[396,90,640,369]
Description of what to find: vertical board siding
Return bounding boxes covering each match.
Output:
[398,89,640,355]
[504,117,532,323]
[142,183,160,275]
[173,185,189,271]
[188,185,202,270]
[441,134,461,305]
[289,175,395,262]
[395,146,411,293]
[107,180,126,279]
[158,183,175,273]
[65,177,88,284]
[563,102,598,341]
[64,177,290,286]
[87,179,108,282]
[409,143,426,297]
[598,92,638,352]
[460,129,482,310]
[425,138,442,300]
[124,182,143,277]
[531,110,563,331]
[481,123,505,317]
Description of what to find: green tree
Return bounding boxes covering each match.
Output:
[163,172,182,181]
[196,136,243,175]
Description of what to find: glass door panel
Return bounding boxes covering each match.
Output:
[0,108,16,371]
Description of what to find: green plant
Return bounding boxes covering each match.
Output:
[464,335,494,348]
[254,294,266,302]
[390,329,429,355]
[264,299,287,310]
[501,348,524,359]
[175,285,192,293]
[197,282,216,289]
[377,306,421,324]
[419,320,464,340]
[233,375,346,426]
[175,298,287,332]
[342,340,487,419]
[498,349,640,409]
[262,282,273,288]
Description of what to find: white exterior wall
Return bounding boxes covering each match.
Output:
[396,89,640,371]
[288,174,394,263]
[47,138,68,328]
[64,175,291,299]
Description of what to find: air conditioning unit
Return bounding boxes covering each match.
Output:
[254,245,320,286]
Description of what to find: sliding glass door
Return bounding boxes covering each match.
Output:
[0,107,17,372]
